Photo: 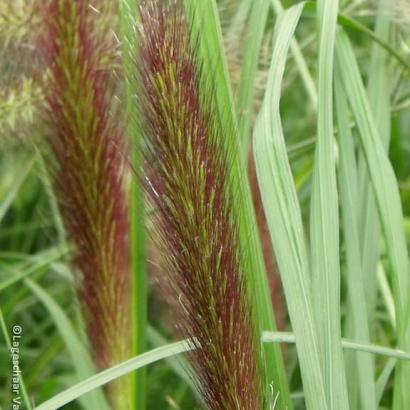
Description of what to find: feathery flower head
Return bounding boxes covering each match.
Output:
[138,1,263,408]
[38,0,131,407]
[394,0,410,29]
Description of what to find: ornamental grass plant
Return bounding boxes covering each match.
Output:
[0,0,410,409]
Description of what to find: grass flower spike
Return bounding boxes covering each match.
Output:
[138,1,264,408]
[39,1,131,407]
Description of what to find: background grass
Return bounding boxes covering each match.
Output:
[1,0,410,409]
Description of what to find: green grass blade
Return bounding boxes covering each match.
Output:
[358,0,392,336]
[262,332,410,361]
[0,247,69,292]
[376,359,396,405]
[0,154,35,224]
[336,12,410,71]
[33,340,195,410]
[304,1,410,71]
[310,0,349,407]
[118,1,147,409]
[25,336,64,390]
[25,279,109,410]
[147,326,197,396]
[183,0,237,129]
[335,29,410,410]
[31,328,410,410]
[271,0,317,110]
[344,5,393,402]
[335,76,376,409]
[253,3,328,409]
[378,263,397,329]
[236,0,270,153]
[237,0,318,154]
[35,150,66,245]
[183,1,291,406]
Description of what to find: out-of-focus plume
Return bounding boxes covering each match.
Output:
[393,0,410,30]
[38,1,131,408]
[0,1,41,142]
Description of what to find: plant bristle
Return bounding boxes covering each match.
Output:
[138,2,263,409]
[39,1,131,407]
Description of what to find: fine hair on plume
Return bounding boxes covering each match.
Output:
[136,1,264,408]
[38,1,132,408]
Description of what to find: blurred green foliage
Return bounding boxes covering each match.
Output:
[0,1,409,409]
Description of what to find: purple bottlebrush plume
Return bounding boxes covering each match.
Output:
[138,1,264,408]
[38,0,131,407]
